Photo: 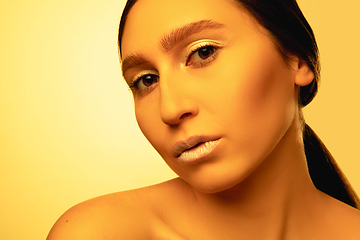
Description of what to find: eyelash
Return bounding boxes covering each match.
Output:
[129,42,221,94]
[185,42,221,67]
[129,72,159,94]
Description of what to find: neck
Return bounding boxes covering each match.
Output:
[189,118,322,239]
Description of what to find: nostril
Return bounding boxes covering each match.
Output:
[159,94,199,125]
[179,112,192,119]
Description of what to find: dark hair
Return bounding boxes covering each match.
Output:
[118,0,360,208]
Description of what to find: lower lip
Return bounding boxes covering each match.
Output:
[178,139,221,163]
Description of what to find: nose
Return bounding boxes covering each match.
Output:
[159,74,199,126]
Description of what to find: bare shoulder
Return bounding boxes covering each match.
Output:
[334,201,360,239]
[322,195,360,239]
[46,189,152,240]
[46,178,185,240]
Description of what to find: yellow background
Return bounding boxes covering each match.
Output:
[0,0,359,239]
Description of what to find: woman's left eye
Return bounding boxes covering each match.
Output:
[186,45,219,67]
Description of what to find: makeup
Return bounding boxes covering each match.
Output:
[173,136,221,163]
[184,40,223,67]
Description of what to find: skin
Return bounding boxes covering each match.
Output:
[47,0,360,239]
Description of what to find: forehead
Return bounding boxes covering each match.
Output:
[121,0,251,57]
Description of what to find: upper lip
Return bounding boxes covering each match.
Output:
[173,135,221,157]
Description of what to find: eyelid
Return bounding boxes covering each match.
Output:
[130,69,159,87]
[184,40,223,63]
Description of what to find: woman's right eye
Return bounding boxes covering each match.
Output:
[130,74,159,91]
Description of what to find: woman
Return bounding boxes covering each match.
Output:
[47,0,360,239]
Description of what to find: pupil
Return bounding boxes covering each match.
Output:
[199,47,213,59]
[143,75,155,86]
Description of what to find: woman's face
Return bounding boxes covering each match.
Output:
[121,0,305,193]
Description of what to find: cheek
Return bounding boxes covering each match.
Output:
[241,61,295,122]
[134,96,163,149]
[208,46,296,152]
[134,92,181,165]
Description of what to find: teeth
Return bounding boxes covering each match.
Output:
[179,140,218,162]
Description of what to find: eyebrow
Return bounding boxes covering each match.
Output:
[121,53,148,78]
[160,19,224,51]
[121,20,224,77]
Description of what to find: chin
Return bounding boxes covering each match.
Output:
[183,168,253,195]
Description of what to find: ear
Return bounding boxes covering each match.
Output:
[291,56,315,87]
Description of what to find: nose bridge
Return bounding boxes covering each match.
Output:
[159,71,198,125]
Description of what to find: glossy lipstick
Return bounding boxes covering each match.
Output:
[173,136,221,162]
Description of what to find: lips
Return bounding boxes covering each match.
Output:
[173,135,221,162]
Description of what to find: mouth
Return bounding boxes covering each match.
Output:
[173,135,221,162]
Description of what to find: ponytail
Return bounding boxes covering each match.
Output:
[303,124,360,208]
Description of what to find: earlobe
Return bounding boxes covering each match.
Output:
[294,59,315,87]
